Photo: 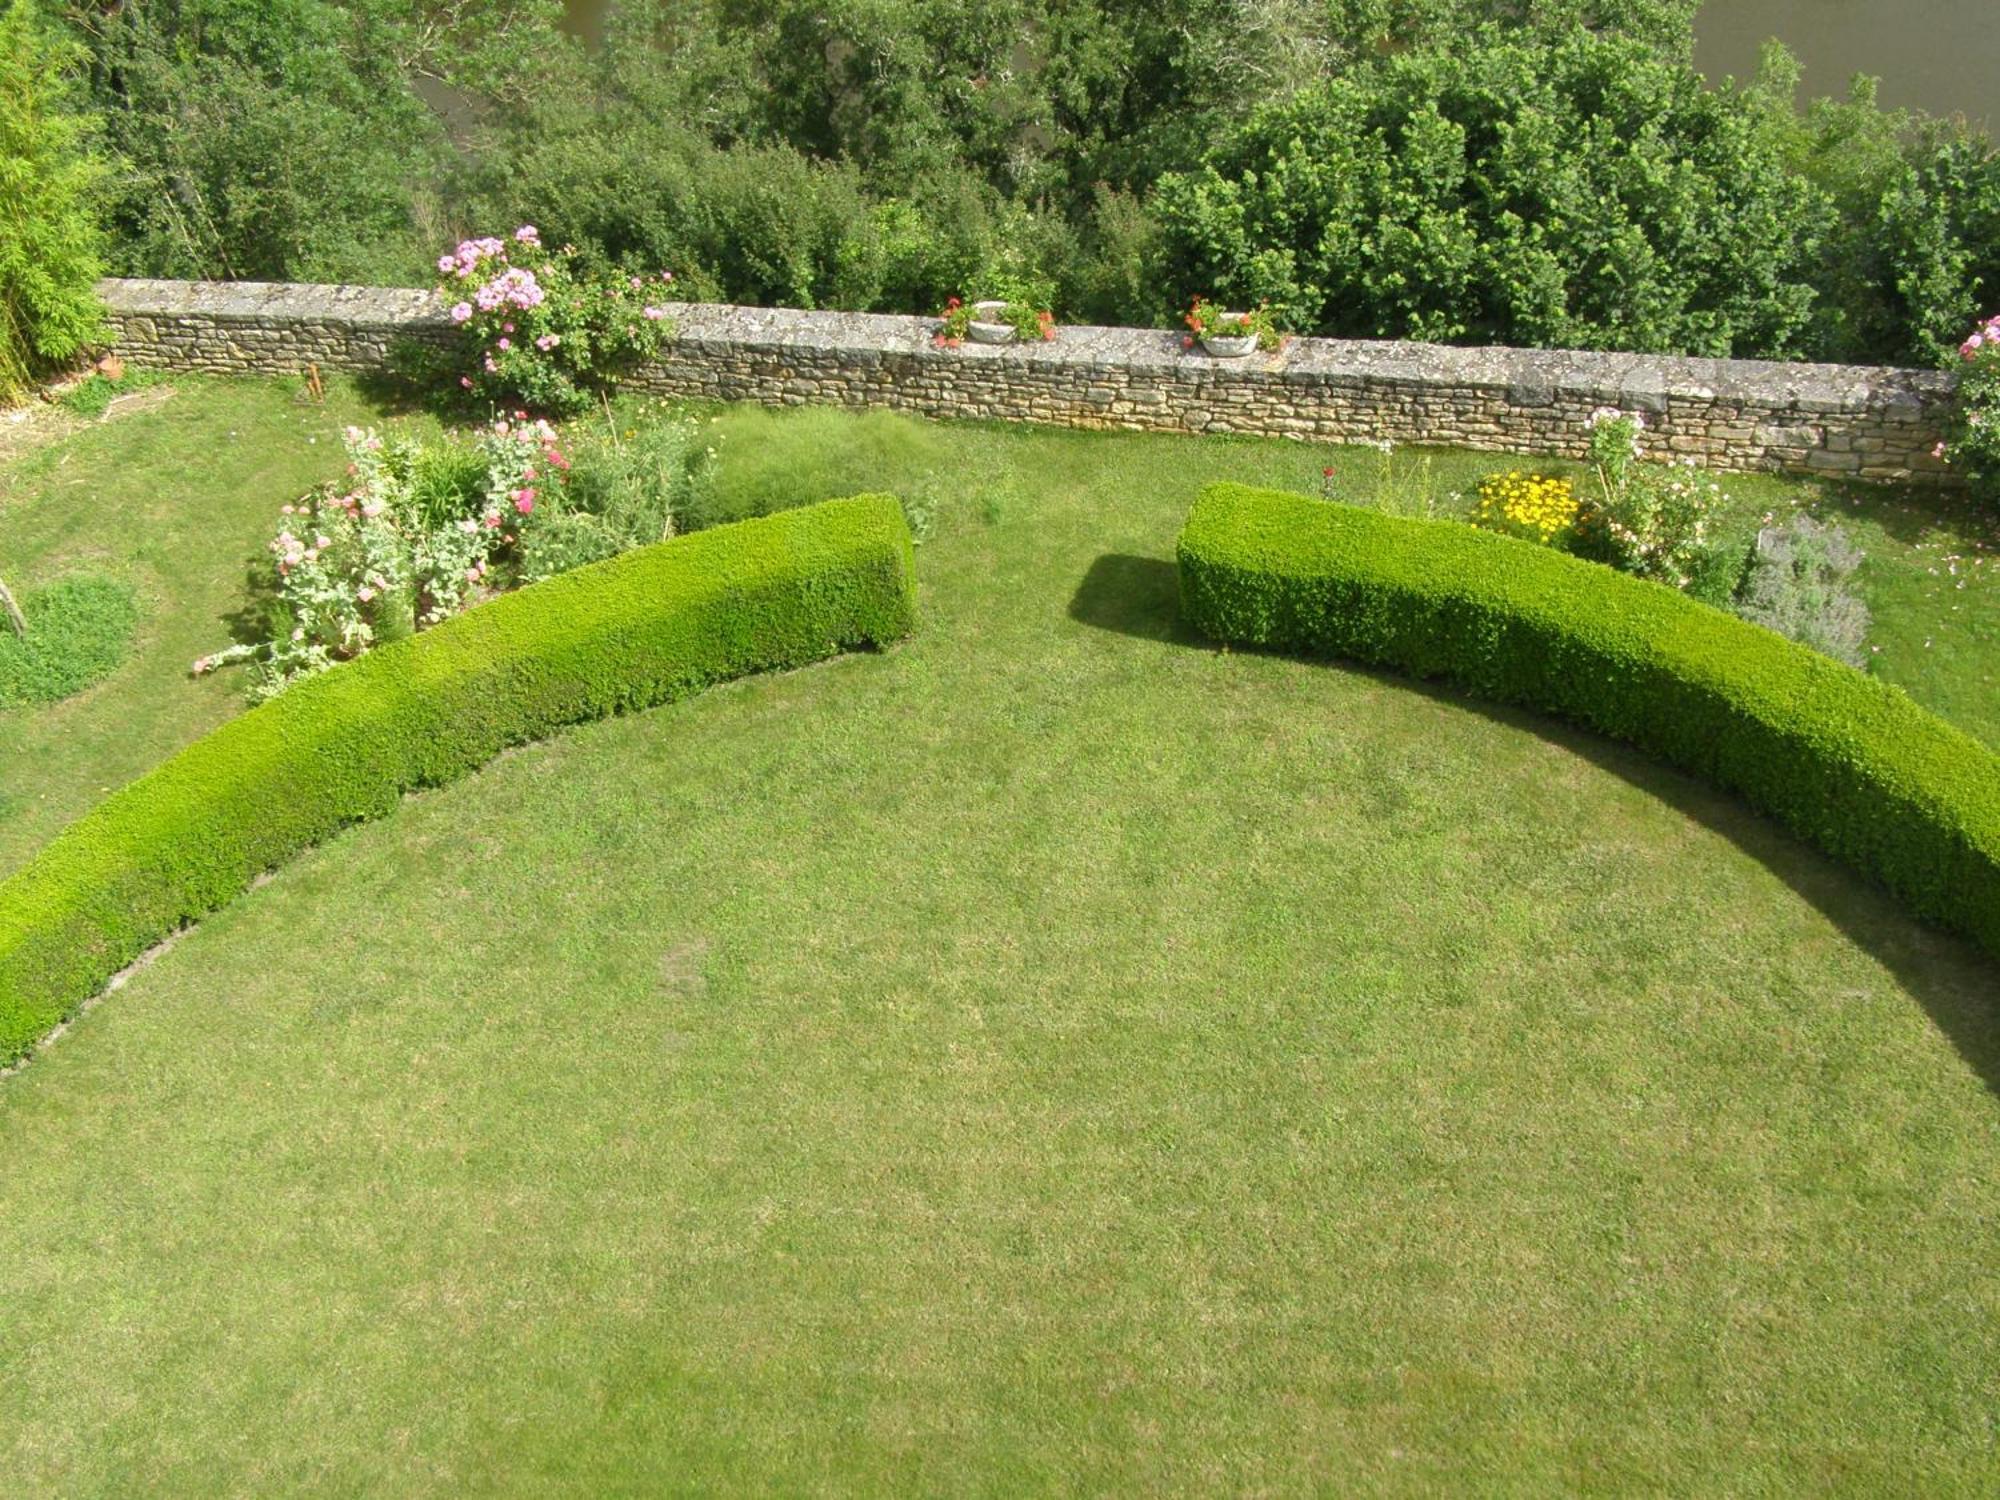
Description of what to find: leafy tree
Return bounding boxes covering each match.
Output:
[27,0,1997,369]
[0,0,103,401]
[63,0,559,284]
[1154,25,1827,356]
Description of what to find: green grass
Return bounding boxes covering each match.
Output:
[0,575,138,706]
[0,400,1995,1493]
[56,367,171,419]
[4,388,1995,878]
[0,375,432,873]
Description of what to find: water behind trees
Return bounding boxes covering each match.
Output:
[560,2,1994,128]
[1697,0,1995,127]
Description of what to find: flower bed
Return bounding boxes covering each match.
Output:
[195,416,712,699]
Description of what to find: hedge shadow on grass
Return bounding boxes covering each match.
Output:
[1431,684,2000,1098]
[1067,547,2000,1098]
[1065,553,1198,645]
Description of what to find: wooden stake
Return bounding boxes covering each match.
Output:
[0,577,25,638]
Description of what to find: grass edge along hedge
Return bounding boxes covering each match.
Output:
[0,493,917,1064]
[1178,482,2000,962]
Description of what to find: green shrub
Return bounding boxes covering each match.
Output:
[1734,514,1870,667]
[0,0,105,403]
[1943,312,2000,505]
[433,227,676,419]
[0,575,137,706]
[76,0,442,286]
[1177,483,2000,960]
[1154,28,1824,358]
[1572,410,1728,593]
[0,494,917,1062]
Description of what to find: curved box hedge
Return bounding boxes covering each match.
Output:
[1178,482,2000,960]
[0,493,917,1063]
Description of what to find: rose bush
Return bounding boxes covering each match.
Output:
[1941,312,2000,505]
[197,412,712,699]
[1572,408,1729,597]
[435,225,677,417]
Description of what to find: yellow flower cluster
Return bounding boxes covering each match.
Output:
[1472,471,1579,545]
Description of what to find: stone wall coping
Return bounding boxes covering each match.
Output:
[95,278,1955,420]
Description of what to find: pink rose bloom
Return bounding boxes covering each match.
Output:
[467,567,482,582]
[643,305,668,320]
[536,334,559,351]
[438,255,456,274]
[515,496,534,515]
[357,586,376,603]
[485,514,503,529]
[630,276,642,289]
[460,376,474,388]
[497,338,511,351]
[515,225,539,243]
[1934,441,1949,459]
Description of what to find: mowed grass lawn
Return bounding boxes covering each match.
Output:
[0,391,1997,1493]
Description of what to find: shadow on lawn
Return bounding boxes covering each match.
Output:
[1069,550,2000,1097]
[1067,554,1201,646]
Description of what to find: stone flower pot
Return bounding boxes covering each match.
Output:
[966,299,1017,345]
[1199,315,1260,358]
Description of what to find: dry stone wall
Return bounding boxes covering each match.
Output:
[99,278,1958,483]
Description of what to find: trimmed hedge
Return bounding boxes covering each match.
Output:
[1178,483,2000,960]
[0,494,917,1063]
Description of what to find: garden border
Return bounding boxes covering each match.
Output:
[1177,483,2000,960]
[0,494,917,1065]
[98,278,1957,485]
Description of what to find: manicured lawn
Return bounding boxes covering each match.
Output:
[0,395,1995,1493]
[5,388,1995,886]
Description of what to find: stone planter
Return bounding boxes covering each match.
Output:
[967,300,1017,345]
[1199,315,1260,358]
